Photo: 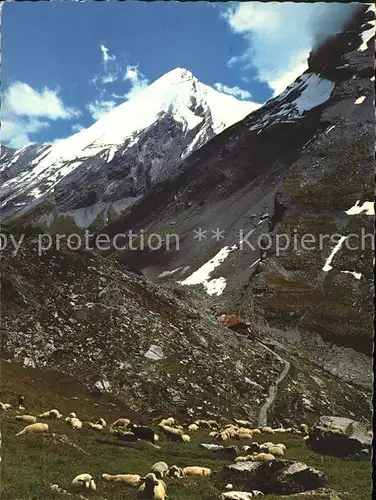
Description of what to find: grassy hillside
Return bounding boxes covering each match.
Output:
[0,362,371,500]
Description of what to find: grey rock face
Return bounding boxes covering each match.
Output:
[309,416,372,456]
[223,460,328,495]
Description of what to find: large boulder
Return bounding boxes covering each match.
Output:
[309,416,372,457]
[221,460,327,495]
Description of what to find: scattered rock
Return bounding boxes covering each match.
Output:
[222,459,328,495]
[309,416,372,457]
[144,345,165,361]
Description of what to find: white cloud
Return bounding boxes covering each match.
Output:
[1,82,80,148]
[100,44,116,65]
[101,73,118,84]
[72,123,85,133]
[3,81,80,120]
[1,118,49,149]
[222,3,359,96]
[214,82,252,100]
[123,65,149,100]
[86,100,116,121]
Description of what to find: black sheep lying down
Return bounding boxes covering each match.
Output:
[128,424,159,444]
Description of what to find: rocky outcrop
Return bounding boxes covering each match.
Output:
[222,459,328,495]
[309,416,372,456]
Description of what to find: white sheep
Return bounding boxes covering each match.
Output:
[102,473,141,486]
[150,462,169,479]
[137,472,166,500]
[15,423,49,437]
[159,424,183,440]
[66,417,83,430]
[111,417,130,428]
[159,417,175,427]
[182,466,212,477]
[86,422,103,431]
[275,443,287,452]
[38,409,62,420]
[253,452,275,462]
[71,473,96,491]
[181,434,191,443]
[268,446,284,457]
[15,415,37,424]
[69,412,77,418]
[167,465,183,478]
[96,417,106,427]
[300,423,309,435]
[0,403,12,410]
[261,427,275,434]
[188,423,199,432]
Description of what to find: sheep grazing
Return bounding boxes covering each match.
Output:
[268,446,284,457]
[253,452,275,462]
[128,424,159,444]
[150,462,169,479]
[235,455,254,462]
[69,412,77,419]
[0,403,12,410]
[159,417,175,427]
[71,473,96,491]
[188,423,199,432]
[102,473,141,486]
[261,426,275,434]
[18,395,25,409]
[38,409,62,420]
[275,443,287,452]
[96,417,106,427]
[111,417,130,428]
[235,419,251,428]
[66,417,83,430]
[251,429,261,435]
[182,466,212,477]
[236,432,254,441]
[137,472,166,500]
[159,424,183,441]
[273,428,287,434]
[181,434,191,443]
[207,420,219,429]
[167,465,183,478]
[86,422,103,431]
[300,423,309,435]
[15,415,37,424]
[15,423,49,437]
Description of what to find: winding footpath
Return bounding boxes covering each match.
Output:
[255,336,291,427]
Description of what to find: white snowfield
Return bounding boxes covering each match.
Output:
[179,244,238,296]
[345,200,374,215]
[1,68,260,208]
[359,4,376,51]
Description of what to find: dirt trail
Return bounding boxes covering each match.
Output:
[256,339,291,427]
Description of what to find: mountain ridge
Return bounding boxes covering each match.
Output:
[0,68,260,228]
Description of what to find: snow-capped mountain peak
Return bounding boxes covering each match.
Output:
[0,68,260,225]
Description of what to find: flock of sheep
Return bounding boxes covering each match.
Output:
[1,400,311,499]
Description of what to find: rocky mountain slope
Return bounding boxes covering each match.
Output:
[101,4,374,359]
[0,226,371,425]
[0,69,259,229]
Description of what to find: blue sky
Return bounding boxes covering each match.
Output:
[1,1,360,149]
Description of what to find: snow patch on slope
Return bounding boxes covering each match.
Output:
[345,200,374,215]
[180,244,238,295]
[322,236,347,272]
